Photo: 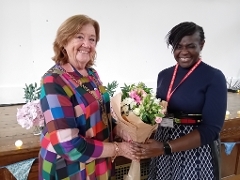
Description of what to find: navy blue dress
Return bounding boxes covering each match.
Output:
[148,61,227,180]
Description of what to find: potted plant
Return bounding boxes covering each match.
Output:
[16,83,44,135]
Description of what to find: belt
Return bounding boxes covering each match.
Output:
[166,112,202,125]
[174,118,201,125]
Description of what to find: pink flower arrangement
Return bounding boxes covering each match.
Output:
[129,89,147,105]
[112,82,164,180]
[129,90,141,104]
[120,82,164,125]
[16,99,44,129]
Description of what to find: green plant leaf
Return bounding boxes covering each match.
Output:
[23,82,41,102]
[120,83,132,100]
[105,80,118,97]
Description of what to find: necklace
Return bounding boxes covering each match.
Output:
[58,65,109,126]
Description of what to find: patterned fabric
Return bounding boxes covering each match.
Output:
[39,63,113,180]
[1,158,36,180]
[148,125,216,180]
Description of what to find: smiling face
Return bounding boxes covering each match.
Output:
[64,23,97,70]
[173,32,205,68]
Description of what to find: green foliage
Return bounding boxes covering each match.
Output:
[120,82,163,125]
[23,80,118,102]
[120,83,133,100]
[139,94,163,125]
[104,80,119,97]
[135,82,152,94]
[23,82,40,102]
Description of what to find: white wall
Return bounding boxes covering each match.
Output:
[0,0,240,104]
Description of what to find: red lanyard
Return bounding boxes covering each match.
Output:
[166,60,201,102]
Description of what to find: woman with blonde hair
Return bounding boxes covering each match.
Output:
[38,14,133,180]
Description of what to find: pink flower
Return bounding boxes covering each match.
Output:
[129,91,141,104]
[16,99,44,129]
[155,117,162,124]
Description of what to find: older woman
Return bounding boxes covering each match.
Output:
[38,14,133,180]
[131,22,227,180]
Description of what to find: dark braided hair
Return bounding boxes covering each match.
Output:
[166,22,205,51]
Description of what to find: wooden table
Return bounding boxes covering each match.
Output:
[0,105,39,179]
[220,93,240,178]
[0,93,240,179]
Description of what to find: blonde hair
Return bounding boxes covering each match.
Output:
[52,14,100,67]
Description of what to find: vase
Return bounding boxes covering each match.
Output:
[32,125,42,135]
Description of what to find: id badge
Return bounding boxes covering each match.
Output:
[161,117,174,128]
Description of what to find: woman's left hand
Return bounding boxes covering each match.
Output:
[130,139,164,160]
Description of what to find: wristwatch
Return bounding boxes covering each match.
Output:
[163,142,172,155]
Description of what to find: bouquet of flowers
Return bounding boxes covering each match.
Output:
[120,82,164,125]
[16,99,44,130]
[111,82,164,180]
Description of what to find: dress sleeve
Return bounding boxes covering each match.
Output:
[40,74,103,162]
[196,70,227,145]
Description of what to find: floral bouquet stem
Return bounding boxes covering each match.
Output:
[124,160,141,180]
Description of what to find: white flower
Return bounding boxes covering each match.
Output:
[133,108,140,116]
[130,101,137,109]
[121,98,134,107]
[121,99,127,107]
[125,97,134,105]
[122,105,129,114]
[150,96,155,100]
[29,108,37,119]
